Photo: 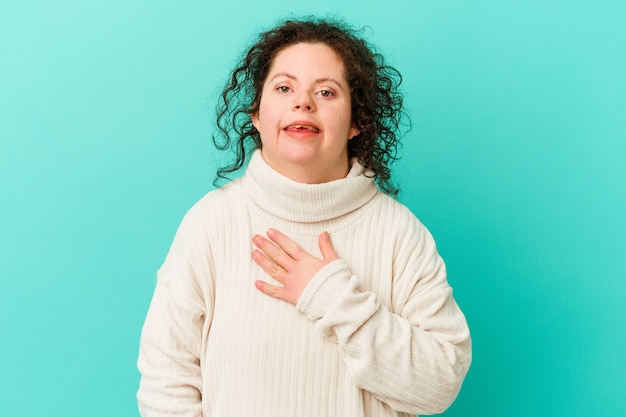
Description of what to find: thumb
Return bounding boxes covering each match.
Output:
[318,231,339,261]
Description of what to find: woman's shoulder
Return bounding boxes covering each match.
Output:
[374,191,424,222]
[371,192,434,241]
[194,177,243,207]
[179,179,244,225]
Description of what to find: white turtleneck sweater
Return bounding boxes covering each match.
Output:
[137,151,471,417]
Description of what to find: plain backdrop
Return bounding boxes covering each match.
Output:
[1,1,625,416]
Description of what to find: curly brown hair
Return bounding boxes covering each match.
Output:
[213,18,407,196]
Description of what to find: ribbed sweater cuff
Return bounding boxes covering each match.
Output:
[296,259,351,321]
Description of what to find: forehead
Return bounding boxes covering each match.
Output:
[268,42,347,80]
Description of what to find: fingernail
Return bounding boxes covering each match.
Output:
[322,231,330,239]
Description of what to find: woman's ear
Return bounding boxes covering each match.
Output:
[348,125,360,140]
[251,110,259,129]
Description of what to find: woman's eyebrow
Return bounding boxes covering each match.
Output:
[268,72,345,91]
[315,77,345,91]
[269,72,296,82]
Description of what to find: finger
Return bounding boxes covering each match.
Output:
[318,231,339,261]
[255,280,288,302]
[252,249,286,283]
[253,234,293,269]
[266,228,305,260]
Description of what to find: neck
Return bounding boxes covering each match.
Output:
[239,149,379,225]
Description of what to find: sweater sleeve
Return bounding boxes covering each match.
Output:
[296,218,472,415]
[137,209,214,417]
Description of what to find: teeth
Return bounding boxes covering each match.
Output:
[287,125,319,133]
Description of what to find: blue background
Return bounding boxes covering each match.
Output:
[1,1,625,416]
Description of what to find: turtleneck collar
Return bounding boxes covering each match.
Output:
[240,150,379,224]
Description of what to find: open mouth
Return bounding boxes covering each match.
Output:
[284,124,320,133]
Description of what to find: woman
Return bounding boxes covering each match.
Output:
[138,18,471,417]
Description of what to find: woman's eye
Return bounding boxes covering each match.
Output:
[277,86,291,93]
[318,90,334,98]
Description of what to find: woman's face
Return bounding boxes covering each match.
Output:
[252,42,360,184]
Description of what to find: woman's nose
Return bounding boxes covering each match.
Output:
[293,92,315,111]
